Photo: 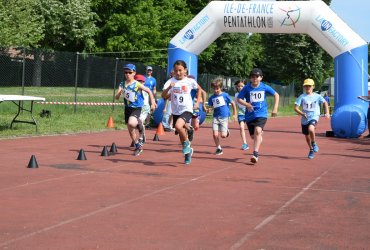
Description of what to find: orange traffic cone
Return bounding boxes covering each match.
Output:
[156,122,165,136]
[106,116,115,128]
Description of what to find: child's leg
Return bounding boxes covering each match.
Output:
[305,134,312,149]
[127,116,139,142]
[308,124,316,143]
[239,121,247,144]
[253,126,263,152]
[175,118,187,144]
[213,130,220,147]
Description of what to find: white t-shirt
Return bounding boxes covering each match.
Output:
[163,77,198,115]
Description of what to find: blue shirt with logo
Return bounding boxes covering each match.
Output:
[208,92,233,118]
[119,81,144,108]
[237,82,276,122]
[144,76,157,93]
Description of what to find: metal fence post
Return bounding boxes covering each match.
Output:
[74,52,79,113]
[21,47,25,96]
[112,58,119,111]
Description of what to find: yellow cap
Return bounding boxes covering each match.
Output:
[303,78,315,86]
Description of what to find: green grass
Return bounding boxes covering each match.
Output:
[0,87,297,138]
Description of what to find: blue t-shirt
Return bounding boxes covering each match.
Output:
[295,93,326,125]
[144,76,157,93]
[119,81,144,108]
[237,82,276,122]
[208,92,233,118]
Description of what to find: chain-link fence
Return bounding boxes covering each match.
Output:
[1,46,295,109]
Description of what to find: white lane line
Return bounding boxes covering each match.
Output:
[0,165,234,248]
[230,169,330,250]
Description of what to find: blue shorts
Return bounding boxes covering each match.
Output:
[237,114,245,123]
[301,120,318,135]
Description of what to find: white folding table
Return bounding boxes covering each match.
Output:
[0,95,46,132]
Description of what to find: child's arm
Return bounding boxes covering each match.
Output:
[230,101,237,121]
[271,92,279,117]
[323,101,330,118]
[237,98,253,112]
[115,86,123,100]
[294,104,307,119]
[162,82,174,100]
[140,85,157,111]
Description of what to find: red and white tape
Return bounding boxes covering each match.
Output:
[36,101,124,106]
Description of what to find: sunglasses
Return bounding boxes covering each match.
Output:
[124,71,134,75]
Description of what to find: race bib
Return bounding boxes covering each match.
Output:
[174,93,189,105]
[250,91,264,103]
[124,90,136,102]
[302,100,317,111]
[212,96,226,108]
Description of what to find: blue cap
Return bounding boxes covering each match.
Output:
[124,63,136,71]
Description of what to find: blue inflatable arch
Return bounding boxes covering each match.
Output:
[167,1,368,138]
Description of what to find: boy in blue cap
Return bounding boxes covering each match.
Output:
[115,64,156,156]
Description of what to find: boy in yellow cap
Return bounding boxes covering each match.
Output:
[294,78,330,159]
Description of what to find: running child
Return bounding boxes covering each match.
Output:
[294,78,330,159]
[161,60,200,165]
[237,68,279,164]
[115,64,156,156]
[207,77,237,155]
[234,80,249,150]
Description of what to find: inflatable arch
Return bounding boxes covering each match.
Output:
[167,1,368,138]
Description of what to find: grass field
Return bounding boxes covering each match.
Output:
[0,87,297,138]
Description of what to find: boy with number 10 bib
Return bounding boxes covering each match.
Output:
[237,68,279,164]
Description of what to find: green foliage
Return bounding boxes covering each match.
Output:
[0,0,44,47]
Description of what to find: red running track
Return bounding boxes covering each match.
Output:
[0,116,369,249]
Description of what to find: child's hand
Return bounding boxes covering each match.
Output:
[232,115,237,122]
[151,103,157,112]
[163,108,166,113]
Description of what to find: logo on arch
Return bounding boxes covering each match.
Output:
[320,20,332,31]
[184,30,194,40]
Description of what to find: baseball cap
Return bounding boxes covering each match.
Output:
[249,68,263,77]
[134,74,146,82]
[303,78,315,86]
[124,63,136,71]
[146,66,153,71]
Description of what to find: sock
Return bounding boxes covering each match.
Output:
[217,145,222,150]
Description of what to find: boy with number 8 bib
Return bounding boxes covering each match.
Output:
[294,78,330,159]
[237,68,279,164]
[207,78,237,155]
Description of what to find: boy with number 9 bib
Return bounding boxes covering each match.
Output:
[237,68,279,164]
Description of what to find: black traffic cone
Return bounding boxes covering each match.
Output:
[77,149,87,160]
[110,142,117,154]
[101,146,109,156]
[153,133,159,141]
[27,155,39,168]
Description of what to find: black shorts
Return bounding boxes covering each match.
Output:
[301,120,317,135]
[172,112,193,127]
[247,118,267,136]
[124,107,142,124]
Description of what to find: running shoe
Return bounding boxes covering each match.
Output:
[242,143,249,150]
[215,148,223,155]
[312,142,319,152]
[187,126,194,142]
[133,147,143,156]
[308,150,314,159]
[184,148,193,165]
[182,141,191,155]
[250,151,259,163]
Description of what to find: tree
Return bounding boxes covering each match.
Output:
[0,0,44,47]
